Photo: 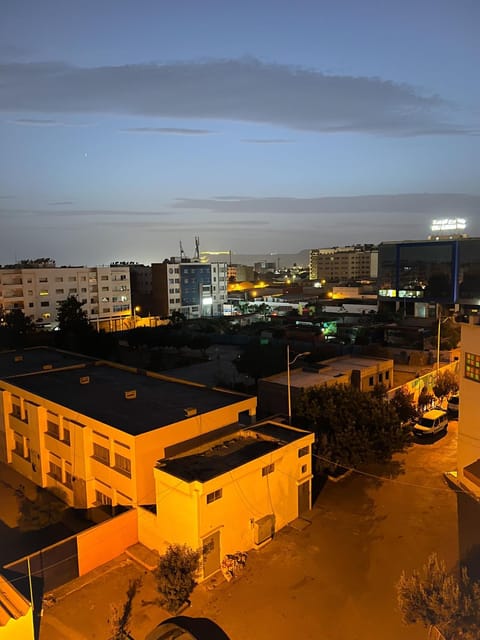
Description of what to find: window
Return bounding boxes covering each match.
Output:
[39,289,49,296]
[63,427,71,445]
[46,420,60,439]
[95,490,112,506]
[55,276,63,282]
[56,288,64,294]
[101,275,109,280]
[298,446,309,458]
[262,463,275,476]
[369,376,374,386]
[68,276,76,282]
[466,353,480,382]
[49,460,62,481]
[379,373,383,383]
[41,301,49,307]
[93,442,110,465]
[65,463,73,489]
[13,432,24,457]
[11,400,21,419]
[385,371,390,380]
[206,489,222,504]
[114,453,131,477]
[301,464,307,474]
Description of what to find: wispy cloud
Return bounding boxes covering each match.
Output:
[121,127,212,135]
[242,138,293,144]
[0,208,174,218]
[11,118,92,127]
[173,193,480,215]
[48,201,74,206]
[0,57,471,136]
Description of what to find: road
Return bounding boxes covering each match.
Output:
[40,419,477,640]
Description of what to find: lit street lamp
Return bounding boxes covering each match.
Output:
[287,344,311,424]
[133,305,141,328]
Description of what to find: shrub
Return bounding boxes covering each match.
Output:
[155,544,200,613]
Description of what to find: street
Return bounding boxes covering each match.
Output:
[40,419,473,640]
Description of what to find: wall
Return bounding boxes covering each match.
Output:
[137,505,164,552]
[386,360,460,404]
[76,508,138,575]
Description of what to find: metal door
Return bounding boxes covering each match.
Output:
[298,480,310,515]
[202,530,220,577]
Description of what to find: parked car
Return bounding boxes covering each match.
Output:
[145,622,197,640]
[413,409,448,438]
[447,394,459,416]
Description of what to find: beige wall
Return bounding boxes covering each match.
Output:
[76,508,138,575]
[457,324,480,495]
[386,360,460,405]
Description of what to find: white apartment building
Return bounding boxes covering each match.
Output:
[152,259,228,319]
[0,264,131,328]
[309,245,378,283]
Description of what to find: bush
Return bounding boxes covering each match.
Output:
[155,544,200,613]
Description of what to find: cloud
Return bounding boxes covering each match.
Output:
[0,57,470,136]
[120,127,212,135]
[48,201,74,206]
[242,138,293,144]
[173,193,480,215]
[0,208,174,218]
[11,118,91,127]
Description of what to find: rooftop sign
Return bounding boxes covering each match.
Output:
[431,218,466,232]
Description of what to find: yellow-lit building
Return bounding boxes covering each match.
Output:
[0,348,256,509]
[0,574,33,640]
[154,421,315,578]
[456,321,480,497]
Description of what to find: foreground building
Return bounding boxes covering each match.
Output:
[0,574,33,640]
[0,348,256,509]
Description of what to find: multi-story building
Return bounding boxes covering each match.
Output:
[151,259,228,319]
[377,237,480,319]
[455,319,480,498]
[0,263,131,329]
[227,264,255,283]
[309,245,378,283]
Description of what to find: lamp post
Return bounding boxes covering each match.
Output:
[436,314,450,373]
[133,305,141,328]
[287,344,311,424]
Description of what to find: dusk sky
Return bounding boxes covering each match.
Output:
[1,0,479,266]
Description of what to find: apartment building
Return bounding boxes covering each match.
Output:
[151,259,228,318]
[455,320,480,498]
[0,348,257,510]
[309,245,378,283]
[0,263,131,328]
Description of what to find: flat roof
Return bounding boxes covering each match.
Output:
[157,421,311,482]
[0,347,89,379]
[4,363,252,436]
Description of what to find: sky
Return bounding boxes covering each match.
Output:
[1,0,479,266]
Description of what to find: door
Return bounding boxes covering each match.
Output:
[298,481,310,515]
[202,530,220,578]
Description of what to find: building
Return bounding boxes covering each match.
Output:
[151,259,228,319]
[258,354,394,418]
[0,574,33,640]
[377,237,480,319]
[309,245,378,283]
[0,348,256,510]
[227,264,255,283]
[0,263,131,329]
[455,320,480,498]
[154,421,314,577]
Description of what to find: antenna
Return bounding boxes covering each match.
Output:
[194,236,200,261]
[179,241,186,261]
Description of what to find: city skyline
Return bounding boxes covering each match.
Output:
[1,0,479,265]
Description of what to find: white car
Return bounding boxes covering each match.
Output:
[414,409,448,438]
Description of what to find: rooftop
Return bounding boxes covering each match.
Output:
[157,421,311,482]
[5,362,252,436]
[0,347,89,379]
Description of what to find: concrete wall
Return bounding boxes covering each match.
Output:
[386,360,460,404]
[77,509,138,576]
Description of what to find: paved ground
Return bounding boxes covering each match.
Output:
[39,420,468,640]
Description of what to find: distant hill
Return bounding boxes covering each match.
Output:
[226,249,310,268]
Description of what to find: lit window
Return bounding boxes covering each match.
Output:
[206,489,222,504]
[466,353,480,382]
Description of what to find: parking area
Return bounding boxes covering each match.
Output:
[37,419,467,640]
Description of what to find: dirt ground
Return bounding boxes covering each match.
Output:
[36,419,467,640]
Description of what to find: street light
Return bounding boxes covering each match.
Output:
[287,344,311,424]
[133,305,141,327]
[436,314,450,372]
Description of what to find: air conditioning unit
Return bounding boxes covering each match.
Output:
[253,514,275,545]
[125,389,136,400]
[79,376,90,384]
[184,407,197,417]
[14,355,23,363]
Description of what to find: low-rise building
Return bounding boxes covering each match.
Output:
[0,574,33,640]
[0,348,256,509]
[258,355,394,418]
[154,421,314,578]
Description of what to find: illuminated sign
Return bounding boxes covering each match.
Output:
[431,218,466,232]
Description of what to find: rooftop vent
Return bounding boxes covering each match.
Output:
[125,389,136,400]
[43,364,53,370]
[79,376,90,384]
[184,407,197,418]
[14,355,23,363]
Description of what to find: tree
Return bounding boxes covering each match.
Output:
[154,544,200,613]
[390,387,418,424]
[433,370,459,402]
[1,308,35,348]
[295,384,412,474]
[57,296,92,334]
[109,577,142,640]
[397,553,480,639]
